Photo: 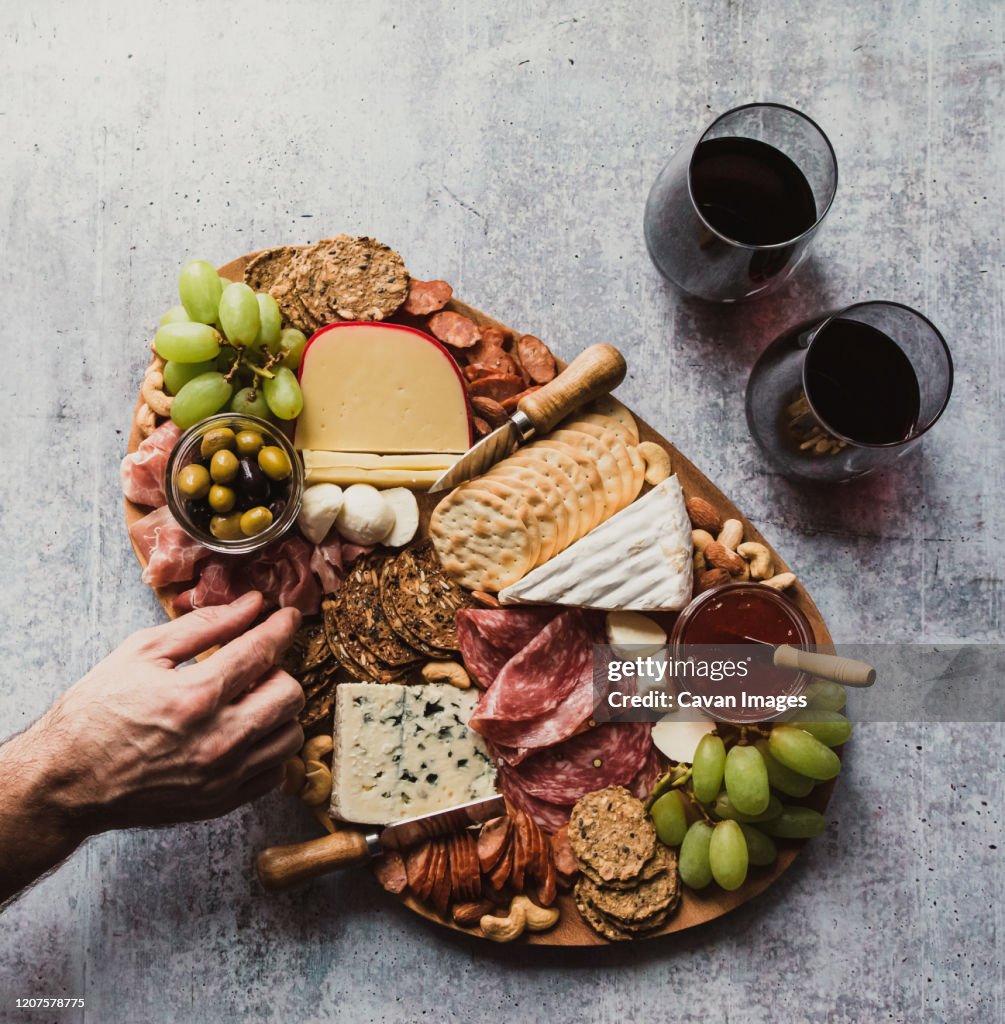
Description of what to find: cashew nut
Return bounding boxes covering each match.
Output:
[141,365,174,417]
[280,756,306,795]
[302,735,334,763]
[737,542,774,581]
[512,895,560,932]
[691,529,715,553]
[480,899,527,942]
[421,660,471,689]
[134,401,157,438]
[300,759,333,805]
[637,442,671,485]
[717,519,744,552]
[762,572,797,591]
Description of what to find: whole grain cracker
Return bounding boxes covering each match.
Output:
[568,786,656,885]
[579,845,679,924]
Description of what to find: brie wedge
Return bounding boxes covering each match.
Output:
[499,476,693,611]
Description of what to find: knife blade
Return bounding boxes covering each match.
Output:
[255,794,507,891]
[429,342,627,492]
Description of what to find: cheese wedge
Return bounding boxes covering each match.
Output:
[294,322,471,454]
[499,475,694,610]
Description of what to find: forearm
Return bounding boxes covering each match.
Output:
[0,720,90,906]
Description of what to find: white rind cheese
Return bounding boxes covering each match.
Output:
[330,682,497,825]
[499,476,694,611]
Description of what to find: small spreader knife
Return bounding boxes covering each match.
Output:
[429,343,627,493]
[255,794,506,891]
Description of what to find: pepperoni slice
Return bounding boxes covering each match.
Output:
[403,278,453,315]
[466,373,525,402]
[428,310,481,348]
[516,334,558,384]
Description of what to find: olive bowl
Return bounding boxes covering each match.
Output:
[165,412,304,555]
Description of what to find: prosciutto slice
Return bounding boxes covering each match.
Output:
[308,532,373,595]
[120,421,180,508]
[455,607,558,687]
[129,505,211,587]
[174,534,321,616]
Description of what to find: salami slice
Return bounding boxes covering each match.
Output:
[470,610,593,725]
[627,744,666,801]
[428,310,481,348]
[498,768,573,833]
[374,850,408,895]
[501,722,654,805]
[403,278,453,315]
[467,373,525,402]
[455,607,556,687]
[516,335,558,384]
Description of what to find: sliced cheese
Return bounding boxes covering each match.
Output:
[651,710,716,764]
[330,682,497,825]
[303,450,462,471]
[305,465,445,489]
[294,323,471,454]
[499,475,693,611]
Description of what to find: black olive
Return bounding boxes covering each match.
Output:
[268,498,287,520]
[186,498,213,527]
[234,457,270,506]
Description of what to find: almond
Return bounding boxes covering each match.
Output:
[704,541,746,575]
[697,568,731,592]
[686,496,723,534]
[452,899,495,927]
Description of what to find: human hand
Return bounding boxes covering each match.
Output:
[31,591,304,834]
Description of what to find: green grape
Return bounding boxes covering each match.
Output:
[709,820,748,891]
[178,259,223,324]
[255,293,283,350]
[154,322,222,363]
[263,366,304,420]
[678,821,714,890]
[278,327,308,370]
[230,386,271,419]
[738,823,777,866]
[170,372,233,429]
[713,791,782,824]
[769,725,841,781]
[759,805,826,839]
[160,304,190,326]
[803,679,847,712]
[724,744,770,815]
[786,710,852,748]
[218,282,261,347]
[163,359,215,396]
[649,790,688,847]
[691,733,726,804]
[754,739,814,798]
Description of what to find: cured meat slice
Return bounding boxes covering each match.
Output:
[501,723,654,806]
[475,675,597,754]
[129,504,211,587]
[515,335,557,384]
[454,607,556,687]
[403,279,453,316]
[470,609,593,725]
[405,841,433,895]
[627,744,666,802]
[428,310,481,349]
[121,420,180,508]
[497,769,573,834]
[549,825,579,883]
[373,850,408,895]
[477,816,511,874]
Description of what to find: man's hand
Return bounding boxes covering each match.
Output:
[0,591,304,904]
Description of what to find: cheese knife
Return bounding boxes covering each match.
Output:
[255,794,506,891]
[429,342,627,492]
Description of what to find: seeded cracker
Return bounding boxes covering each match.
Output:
[578,845,679,925]
[568,786,656,885]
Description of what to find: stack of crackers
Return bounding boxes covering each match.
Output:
[430,400,647,592]
[281,621,340,732]
[569,786,681,942]
[321,544,474,683]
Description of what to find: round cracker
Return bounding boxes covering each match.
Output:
[569,411,635,446]
[548,428,626,519]
[558,421,637,510]
[430,486,538,591]
[626,444,646,502]
[525,438,604,534]
[487,458,573,554]
[568,786,656,885]
[584,395,640,444]
[475,476,554,565]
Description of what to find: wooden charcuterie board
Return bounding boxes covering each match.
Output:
[125,251,836,946]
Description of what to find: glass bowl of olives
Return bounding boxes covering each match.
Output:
[165,413,304,554]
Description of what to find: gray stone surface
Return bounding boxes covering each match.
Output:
[0,0,1001,1021]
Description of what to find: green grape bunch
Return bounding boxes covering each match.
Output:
[154,259,308,429]
[647,682,851,894]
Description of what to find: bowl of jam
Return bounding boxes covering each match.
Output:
[165,413,304,554]
[670,582,815,723]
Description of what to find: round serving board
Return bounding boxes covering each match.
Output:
[125,252,836,946]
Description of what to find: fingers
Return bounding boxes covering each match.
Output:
[239,720,305,779]
[216,668,305,752]
[187,606,302,704]
[135,591,265,666]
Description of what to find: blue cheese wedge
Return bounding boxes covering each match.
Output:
[330,682,496,825]
[498,476,693,611]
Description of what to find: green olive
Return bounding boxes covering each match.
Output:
[235,430,265,456]
[210,448,239,484]
[210,511,244,541]
[208,484,236,513]
[177,463,211,500]
[240,505,273,536]
[199,426,236,459]
[258,445,292,481]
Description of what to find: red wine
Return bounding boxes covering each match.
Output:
[804,320,921,444]
[690,137,817,246]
